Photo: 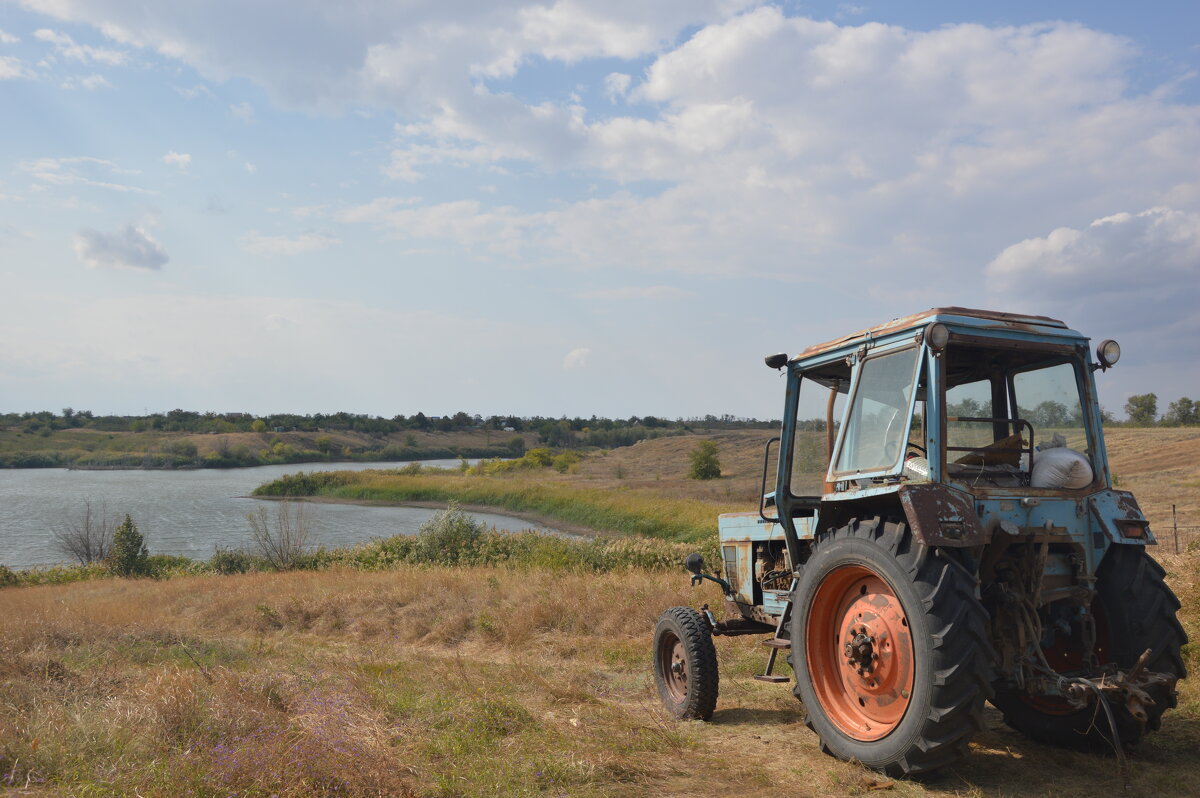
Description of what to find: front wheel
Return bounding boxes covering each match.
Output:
[789,517,991,776]
[653,606,719,720]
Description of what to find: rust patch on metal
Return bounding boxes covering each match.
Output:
[794,307,1068,360]
[1113,490,1143,519]
[897,483,985,546]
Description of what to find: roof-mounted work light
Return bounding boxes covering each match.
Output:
[925,322,950,352]
[1097,339,1121,370]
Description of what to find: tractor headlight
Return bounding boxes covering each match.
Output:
[925,322,950,352]
[1097,339,1121,369]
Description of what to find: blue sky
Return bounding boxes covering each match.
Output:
[1,1,1197,419]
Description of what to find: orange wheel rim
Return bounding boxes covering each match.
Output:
[806,564,915,740]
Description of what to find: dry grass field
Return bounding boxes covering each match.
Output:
[5,425,1200,796]
[2,556,1197,797]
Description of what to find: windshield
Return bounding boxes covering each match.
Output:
[833,347,922,476]
[944,345,1093,488]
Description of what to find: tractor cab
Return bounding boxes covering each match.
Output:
[653,308,1185,778]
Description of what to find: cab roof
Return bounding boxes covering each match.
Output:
[793,307,1077,363]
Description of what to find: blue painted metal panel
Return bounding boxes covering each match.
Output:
[718,512,815,543]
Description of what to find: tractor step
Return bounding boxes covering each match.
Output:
[753,674,791,683]
[762,638,791,649]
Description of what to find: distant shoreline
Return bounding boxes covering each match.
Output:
[252,493,599,539]
[2,447,517,471]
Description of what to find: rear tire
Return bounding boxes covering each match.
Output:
[789,516,990,776]
[653,607,719,720]
[992,544,1187,749]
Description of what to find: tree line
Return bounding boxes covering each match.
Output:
[1,408,780,441]
[1122,395,1199,427]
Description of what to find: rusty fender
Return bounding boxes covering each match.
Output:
[897,483,985,547]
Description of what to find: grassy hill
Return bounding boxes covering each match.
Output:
[0,426,527,469]
[2,555,1197,797]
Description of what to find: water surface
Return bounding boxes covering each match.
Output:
[0,460,553,569]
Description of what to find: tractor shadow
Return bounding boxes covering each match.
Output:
[915,707,1200,798]
[709,706,805,726]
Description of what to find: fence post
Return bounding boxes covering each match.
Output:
[1173,504,1179,554]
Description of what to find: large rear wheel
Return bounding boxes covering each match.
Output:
[992,544,1187,749]
[790,516,990,776]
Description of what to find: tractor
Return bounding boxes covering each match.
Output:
[652,307,1186,776]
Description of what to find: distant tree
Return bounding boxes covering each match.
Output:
[52,500,115,564]
[1025,400,1070,427]
[1164,397,1199,427]
[109,515,149,577]
[250,419,267,433]
[247,502,311,570]
[947,397,985,418]
[1124,394,1158,426]
[688,440,722,480]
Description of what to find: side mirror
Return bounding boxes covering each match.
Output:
[685,552,705,575]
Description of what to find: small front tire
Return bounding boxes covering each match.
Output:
[653,606,719,720]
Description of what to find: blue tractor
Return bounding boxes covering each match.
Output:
[653,307,1186,776]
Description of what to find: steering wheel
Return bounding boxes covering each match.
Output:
[906,442,927,456]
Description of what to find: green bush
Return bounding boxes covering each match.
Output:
[0,564,18,588]
[209,547,269,575]
[109,514,149,577]
[552,451,581,473]
[411,504,486,565]
[687,440,721,480]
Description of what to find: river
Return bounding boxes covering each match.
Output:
[0,460,554,569]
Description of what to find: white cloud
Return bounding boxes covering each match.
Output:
[244,162,257,174]
[161,150,192,170]
[61,73,112,89]
[578,285,693,300]
[603,72,631,102]
[17,5,1200,294]
[229,101,255,123]
[987,207,1200,329]
[240,231,341,256]
[19,156,152,194]
[73,224,168,271]
[0,28,19,44]
[175,83,213,99]
[986,207,1200,386]
[314,8,1198,291]
[34,27,126,64]
[563,347,590,369]
[0,55,32,80]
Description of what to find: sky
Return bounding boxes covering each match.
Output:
[0,0,1197,420]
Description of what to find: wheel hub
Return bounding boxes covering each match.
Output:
[658,637,689,703]
[844,630,877,673]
